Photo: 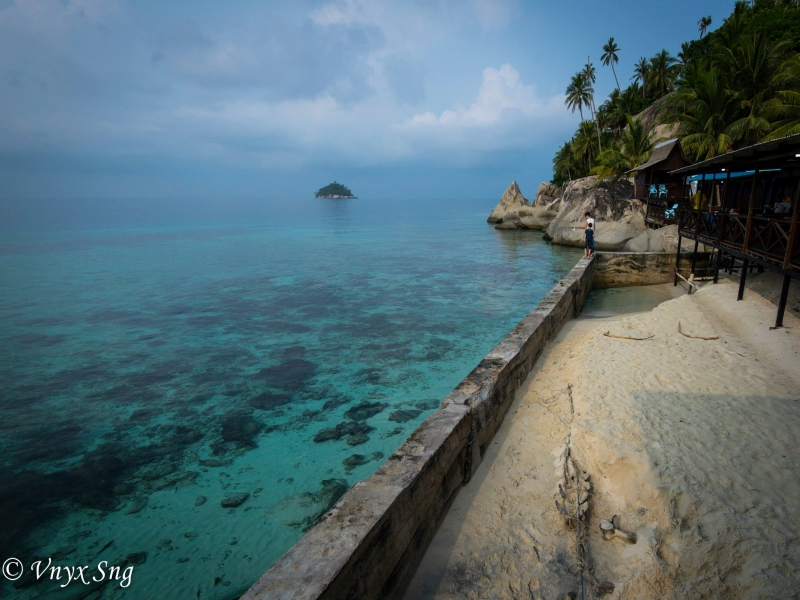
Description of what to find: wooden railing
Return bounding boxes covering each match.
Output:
[678,209,800,271]
[645,198,681,227]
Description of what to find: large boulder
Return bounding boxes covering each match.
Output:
[487,181,530,224]
[533,182,561,207]
[542,176,644,250]
[623,224,709,253]
[489,181,561,230]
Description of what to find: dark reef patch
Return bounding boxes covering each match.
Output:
[249,392,292,410]
[388,409,422,423]
[313,421,374,444]
[220,414,264,444]
[342,452,384,473]
[344,401,387,421]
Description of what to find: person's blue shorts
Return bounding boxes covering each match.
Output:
[585,240,594,251]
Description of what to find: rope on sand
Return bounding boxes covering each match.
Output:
[677,321,719,340]
[602,331,654,340]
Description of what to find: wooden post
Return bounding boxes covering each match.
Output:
[674,234,682,286]
[782,177,800,271]
[691,240,699,276]
[743,165,760,254]
[738,258,749,301]
[775,274,792,328]
[713,248,722,284]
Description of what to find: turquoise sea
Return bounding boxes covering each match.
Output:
[0,196,581,599]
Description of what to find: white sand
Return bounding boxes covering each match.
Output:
[406,280,800,600]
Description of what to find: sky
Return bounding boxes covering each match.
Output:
[0,0,734,201]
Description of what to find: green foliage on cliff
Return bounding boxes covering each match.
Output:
[315,182,355,198]
[552,0,800,184]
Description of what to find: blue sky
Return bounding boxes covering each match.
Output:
[1,0,733,200]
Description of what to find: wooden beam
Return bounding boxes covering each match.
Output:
[674,234,682,286]
[743,164,760,255]
[775,274,792,328]
[782,176,800,271]
[738,258,749,301]
[691,239,699,275]
[713,248,723,284]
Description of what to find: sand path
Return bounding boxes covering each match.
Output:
[406,279,800,600]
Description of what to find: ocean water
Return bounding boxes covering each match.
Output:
[0,197,580,599]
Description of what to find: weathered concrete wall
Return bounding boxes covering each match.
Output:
[241,258,596,600]
[593,251,712,289]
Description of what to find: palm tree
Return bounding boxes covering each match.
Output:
[632,57,649,96]
[763,55,800,139]
[592,115,656,179]
[666,63,737,160]
[719,31,800,145]
[565,72,591,122]
[698,16,712,38]
[553,141,579,183]
[601,37,621,91]
[648,50,680,97]
[583,59,603,152]
[572,120,600,169]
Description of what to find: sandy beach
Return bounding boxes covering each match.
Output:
[406,276,800,600]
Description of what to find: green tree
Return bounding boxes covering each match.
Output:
[572,120,600,169]
[667,62,737,160]
[553,141,580,185]
[648,50,680,96]
[583,59,603,152]
[565,71,592,122]
[698,15,713,38]
[592,115,657,180]
[601,37,622,91]
[632,57,650,96]
[721,33,793,145]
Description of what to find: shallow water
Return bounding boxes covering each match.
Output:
[0,197,580,599]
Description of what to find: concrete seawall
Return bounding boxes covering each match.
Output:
[241,257,595,600]
[593,251,713,289]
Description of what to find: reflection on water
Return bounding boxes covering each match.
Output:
[0,197,581,599]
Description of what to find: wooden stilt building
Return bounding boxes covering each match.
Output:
[669,133,800,328]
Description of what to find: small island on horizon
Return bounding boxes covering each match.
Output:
[315,181,356,199]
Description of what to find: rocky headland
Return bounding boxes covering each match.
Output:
[488,177,688,253]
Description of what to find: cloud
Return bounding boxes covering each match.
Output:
[404,64,564,128]
[472,0,518,30]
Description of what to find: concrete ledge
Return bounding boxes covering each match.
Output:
[593,251,712,289]
[241,257,596,600]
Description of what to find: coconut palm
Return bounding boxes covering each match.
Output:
[572,120,600,169]
[763,56,800,139]
[720,34,797,146]
[583,59,603,152]
[648,50,680,97]
[667,63,737,160]
[632,57,649,96]
[553,141,579,184]
[592,115,656,179]
[565,72,592,122]
[698,16,712,38]
[601,37,621,91]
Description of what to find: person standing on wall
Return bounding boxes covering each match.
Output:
[578,212,595,233]
[584,222,595,258]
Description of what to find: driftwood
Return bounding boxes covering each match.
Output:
[599,515,637,544]
[603,331,654,341]
[677,321,719,340]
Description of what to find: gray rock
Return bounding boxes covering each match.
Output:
[221,492,249,508]
[543,176,643,250]
[487,181,530,223]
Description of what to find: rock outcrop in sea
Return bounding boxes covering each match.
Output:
[488,177,689,252]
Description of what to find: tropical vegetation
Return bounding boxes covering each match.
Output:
[315,182,355,198]
[552,0,800,186]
